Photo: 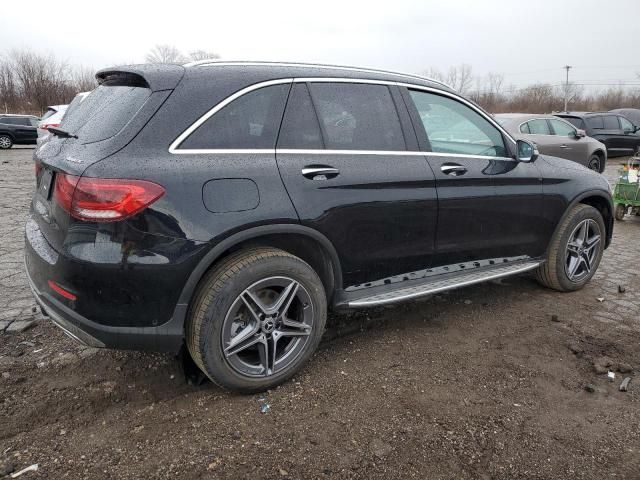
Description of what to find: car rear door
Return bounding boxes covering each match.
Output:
[519,119,559,158]
[601,115,628,155]
[548,118,588,164]
[275,81,438,287]
[402,87,547,266]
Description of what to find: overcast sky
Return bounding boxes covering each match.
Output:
[3,0,640,90]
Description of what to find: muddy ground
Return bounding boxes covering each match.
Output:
[1,147,639,479]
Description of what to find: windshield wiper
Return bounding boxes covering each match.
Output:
[47,127,78,139]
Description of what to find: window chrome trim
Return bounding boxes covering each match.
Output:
[183,60,454,90]
[169,76,517,154]
[517,117,576,136]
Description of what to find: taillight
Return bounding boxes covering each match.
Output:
[53,173,165,222]
[42,123,60,130]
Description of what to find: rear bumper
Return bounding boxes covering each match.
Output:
[25,265,185,352]
[23,215,196,352]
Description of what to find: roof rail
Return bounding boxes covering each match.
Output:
[183,60,454,90]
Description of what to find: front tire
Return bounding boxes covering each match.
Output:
[536,204,605,292]
[186,247,327,392]
[615,203,626,221]
[0,135,12,149]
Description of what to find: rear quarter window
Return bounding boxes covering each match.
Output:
[61,85,152,143]
[179,83,290,150]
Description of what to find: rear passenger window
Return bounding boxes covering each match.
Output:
[603,116,620,129]
[308,83,406,151]
[527,119,551,135]
[277,84,323,149]
[586,116,604,129]
[180,84,290,150]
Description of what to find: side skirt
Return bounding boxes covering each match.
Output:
[335,257,543,308]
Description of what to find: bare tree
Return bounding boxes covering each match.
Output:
[188,50,220,62]
[71,65,97,92]
[446,64,474,94]
[145,44,187,64]
[424,64,474,93]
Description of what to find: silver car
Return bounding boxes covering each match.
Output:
[495,113,607,172]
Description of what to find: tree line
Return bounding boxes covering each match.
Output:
[1,49,639,117]
[427,64,640,113]
[0,46,219,116]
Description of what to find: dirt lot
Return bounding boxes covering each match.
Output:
[1,147,639,479]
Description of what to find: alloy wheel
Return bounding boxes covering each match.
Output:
[564,219,601,282]
[221,276,314,377]
[0,136,11,149]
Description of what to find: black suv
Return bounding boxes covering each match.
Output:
[0,114,39,149]
[555,112,640,157]
[26,62,613,392]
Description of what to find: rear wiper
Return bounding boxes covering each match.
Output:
[47,127,78,139]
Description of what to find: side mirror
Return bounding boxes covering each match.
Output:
[575,129,586,138]
[633,125,640,133]
[516,139,539,162]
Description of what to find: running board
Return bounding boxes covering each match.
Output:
[342,260,542,308]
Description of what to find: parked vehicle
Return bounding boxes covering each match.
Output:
[25,62,614,392]
[494,113,607,172]
[38,105,68,138]
[0,114,39,149]
[555,112,640,157]
[610,108,640,126]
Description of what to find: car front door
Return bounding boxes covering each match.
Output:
[275,82,438,287]
[618,115,639,155]
[548,118,588,164]
[402,87,547,266]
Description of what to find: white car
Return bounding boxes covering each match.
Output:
[37,92,90,142]
[38,105,68,137]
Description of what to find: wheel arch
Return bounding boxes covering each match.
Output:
[592,149,606,172]
[171,224,343,329]
[547,189,614,256]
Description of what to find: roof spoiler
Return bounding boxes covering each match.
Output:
[96,64,185,92]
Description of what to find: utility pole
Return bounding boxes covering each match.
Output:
[563,65,572,112]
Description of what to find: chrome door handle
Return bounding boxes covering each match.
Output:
[560,145,569,149]
[440,164,468,176]
[301,166,339,180]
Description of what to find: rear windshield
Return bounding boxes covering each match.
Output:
[61,85,151,143]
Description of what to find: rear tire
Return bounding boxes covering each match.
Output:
[587,154,601,172]
[536,204,605,292]
[615,203,626,221]
[186,247,327,392]
[0,135,12,149]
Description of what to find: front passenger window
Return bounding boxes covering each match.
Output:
[408,89,506,157]
[549,119,576,137]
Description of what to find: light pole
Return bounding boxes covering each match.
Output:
[563,65,572,112]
